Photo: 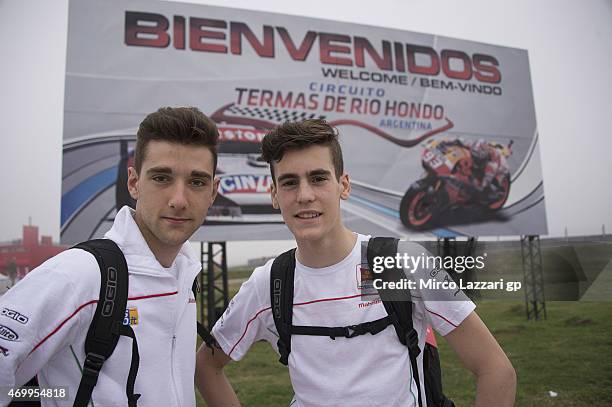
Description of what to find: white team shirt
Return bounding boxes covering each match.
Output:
[212,234,475,407]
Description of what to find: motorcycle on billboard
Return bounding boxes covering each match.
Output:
[399,138,513,229]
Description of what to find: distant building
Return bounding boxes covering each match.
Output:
[247,256,275,268]
[0,225,67,284]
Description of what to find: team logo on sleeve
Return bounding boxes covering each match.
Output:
[123,307,139,326]
[1,308,29,324]
[0,325,19,341]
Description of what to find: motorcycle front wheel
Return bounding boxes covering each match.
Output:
[487,174,510,210]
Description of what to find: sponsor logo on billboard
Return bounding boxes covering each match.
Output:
[218,127,266,143]
[219,174,272,194]
[0,325,19,342]
[1,308,29,325]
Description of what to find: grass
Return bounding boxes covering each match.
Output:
[228,266,255,281]
[438,301,612,406]
[196,301,612,406]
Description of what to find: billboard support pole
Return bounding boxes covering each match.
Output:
[200,241,229,329]
[437,236,480,299]
[521,235,546,320]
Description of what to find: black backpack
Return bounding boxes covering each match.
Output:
[9,239,213,407]
[270,237,454,407]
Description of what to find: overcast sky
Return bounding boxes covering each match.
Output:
[1,0,611,265]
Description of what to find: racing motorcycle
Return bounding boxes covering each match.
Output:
[399,138,513,230]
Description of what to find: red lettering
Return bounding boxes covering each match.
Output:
[394,42,406,72]
[354,37,392,70]
[473,54,501,83]
[230,22,274,57]
[125,11,169,48]
[173,16,185,50]
[276,92,292,108]
[406,45,439,75]
[190,18,227,53]
[441,50,472,80]
[260,89,273,106]
[319,33,353,66]
[247,89,259,105]
[276,27,316,61]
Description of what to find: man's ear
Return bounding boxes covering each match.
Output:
[210,177,220,207]
[127,167,139,200]
[270,182,280,209]
[339,173,351,200]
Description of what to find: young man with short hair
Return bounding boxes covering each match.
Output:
[196,119,516,406]
[0,107,219,406]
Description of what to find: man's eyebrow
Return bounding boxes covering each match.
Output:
[307,169,332,177]
[277,173,299,183]
[145,167,212,180]
[146,166,172,175]
[191,170,212,180]
[277,169,332,183]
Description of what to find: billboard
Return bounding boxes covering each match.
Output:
[61,0,547,243]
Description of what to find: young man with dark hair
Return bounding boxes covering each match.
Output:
[196,119,516,407]
[0,107,219,406]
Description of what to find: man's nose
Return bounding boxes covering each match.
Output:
[168,183,188,209]
[296,181,315,203]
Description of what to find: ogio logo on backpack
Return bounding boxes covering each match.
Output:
[101,266,118,316]
[272,278,282,319]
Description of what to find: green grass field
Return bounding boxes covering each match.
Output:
[196,301,612,406]
[196,243,612,406]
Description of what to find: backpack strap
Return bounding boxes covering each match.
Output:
[191,279,217,348]
[367,237,423,407]
[270,248,296,366]
[290,316,392,339]
[72,239,140,407]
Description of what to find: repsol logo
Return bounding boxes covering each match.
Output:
[272,278,282,320]
[1,308,28,325]
[0,325,19,341]
[101,266,118,317]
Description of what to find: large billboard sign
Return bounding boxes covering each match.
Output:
[61,0,547,243]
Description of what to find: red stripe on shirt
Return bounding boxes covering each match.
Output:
[228,293,363,357]
[294,293,362,307]
[28,291,179,356]
[129,291,178,301]
[29,299,97,355]
[425,307,459,328]
[229,306,272,357]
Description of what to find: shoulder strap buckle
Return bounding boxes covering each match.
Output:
[81,352,106,386]
[344,324,362,338]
